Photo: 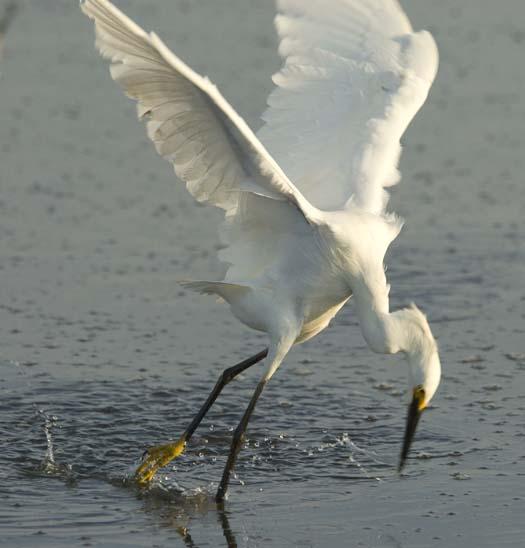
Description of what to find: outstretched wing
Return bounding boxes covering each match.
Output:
[257,0,439,214]
[80,0,319,223]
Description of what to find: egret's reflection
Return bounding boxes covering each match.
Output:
[177,526,198,548]
[177,505,238,548]
[137,485,239,548]
[216,502,238,548]
[178,525,198,548]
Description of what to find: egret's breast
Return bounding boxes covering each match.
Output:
[296,296,350,343]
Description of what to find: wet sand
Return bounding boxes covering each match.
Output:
[0,1,524,547]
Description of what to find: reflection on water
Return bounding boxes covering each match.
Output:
[137,486,239,548]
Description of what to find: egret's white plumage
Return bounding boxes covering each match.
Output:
[259,0,438,213]
[81,0,442,493]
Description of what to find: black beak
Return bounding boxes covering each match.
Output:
[398,391,424,472]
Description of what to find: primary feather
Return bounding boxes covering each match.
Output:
[258,0,439,213]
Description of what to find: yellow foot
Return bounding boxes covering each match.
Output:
[135,436,187,485]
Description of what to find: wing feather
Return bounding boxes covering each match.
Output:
[257,0,439,214]
[81,0,319,223]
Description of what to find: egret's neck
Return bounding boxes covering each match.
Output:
[352,278,415,355]
[352,275,440,401]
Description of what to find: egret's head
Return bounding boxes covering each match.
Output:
[397,304,441,471]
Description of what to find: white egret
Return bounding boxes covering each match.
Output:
[81,0,441,501]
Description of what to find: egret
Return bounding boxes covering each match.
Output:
[81,0,441,501]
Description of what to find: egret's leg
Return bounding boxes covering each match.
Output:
[135,348,268,485]
[215,379,267,502]
[214,334,296,501]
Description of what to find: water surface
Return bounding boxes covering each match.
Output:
[0,1,524,546]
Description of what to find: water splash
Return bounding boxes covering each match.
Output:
[32,409,74,482]
[40,409,56,467]
[305,432,385,481]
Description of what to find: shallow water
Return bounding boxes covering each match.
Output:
[1,1,524,547]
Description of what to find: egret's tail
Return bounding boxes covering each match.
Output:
[179,280,251,302]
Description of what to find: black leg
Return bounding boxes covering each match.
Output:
[216,379,267,502]
[183,348,268,443]
[135,349,268,484]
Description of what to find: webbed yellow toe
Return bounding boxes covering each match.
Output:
[135,436,187,485]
